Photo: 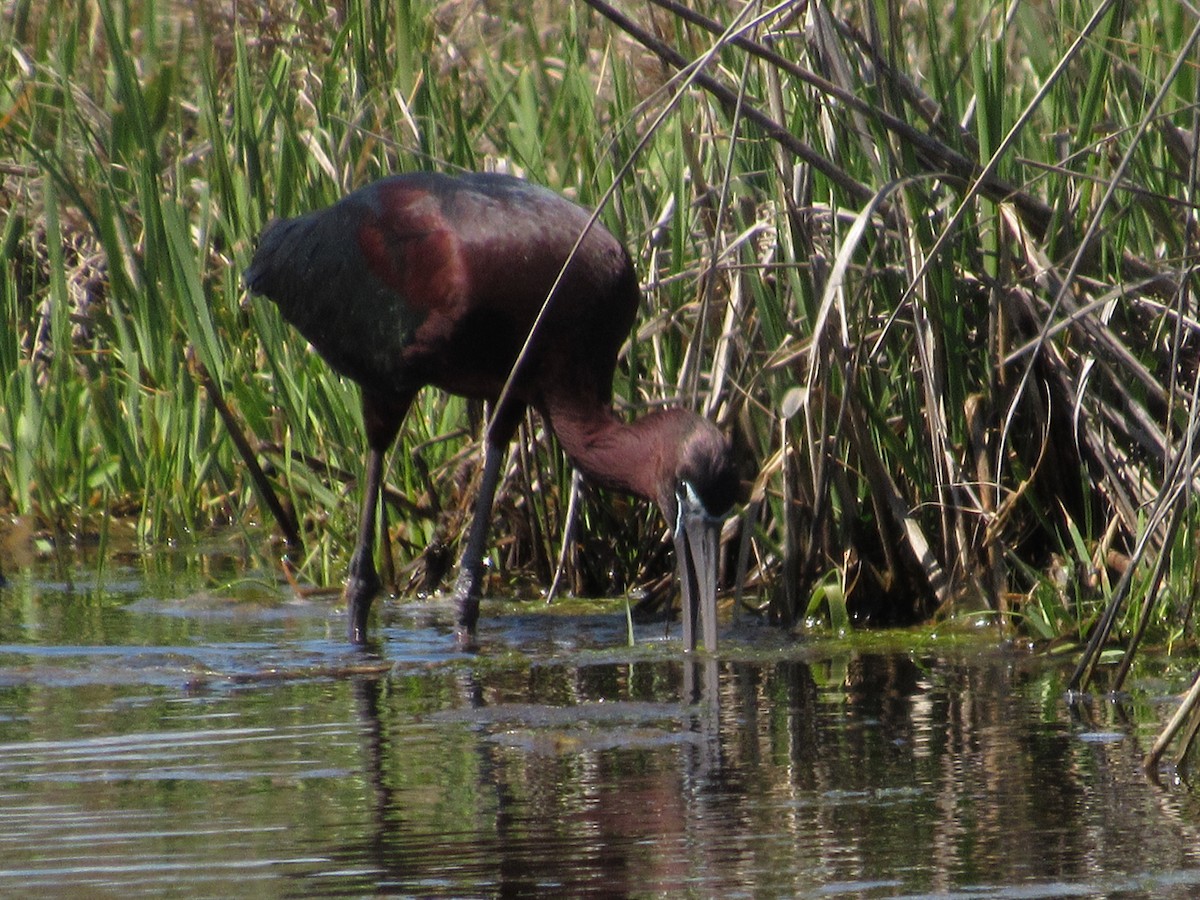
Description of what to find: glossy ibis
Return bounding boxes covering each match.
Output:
[244,172,737,649]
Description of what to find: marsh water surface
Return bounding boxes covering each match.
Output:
[1,549,1199,897]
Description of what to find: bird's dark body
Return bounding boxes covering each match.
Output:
[245,173,638,426]
[245,172,737,647]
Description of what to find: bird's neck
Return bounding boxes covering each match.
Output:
[546,405,683,505]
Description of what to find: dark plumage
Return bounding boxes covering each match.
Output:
[245,172,737,649]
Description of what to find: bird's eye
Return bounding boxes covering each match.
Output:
[675,480,702,526]
[678,480,702,508]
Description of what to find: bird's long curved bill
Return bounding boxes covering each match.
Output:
[675,501,720,653]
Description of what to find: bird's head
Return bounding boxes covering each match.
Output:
[668,418,739,521]
[656,415,739,652]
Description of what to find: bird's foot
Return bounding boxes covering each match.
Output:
[453,623,479,652]
[344,569,382,646]
[450,570,481,649]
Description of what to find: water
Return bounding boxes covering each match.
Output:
[1,554,1199,898]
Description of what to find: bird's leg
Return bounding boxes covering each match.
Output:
[451,436,506,638]
[452,403,523,644]
[345,446,386,645]
[345,392,409,645]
